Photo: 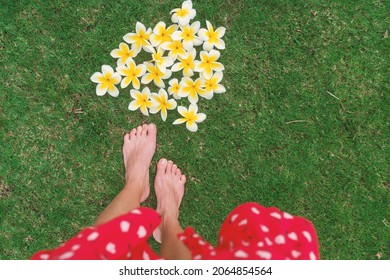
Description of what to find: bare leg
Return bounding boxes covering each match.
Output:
[94,124,157,226]
[154,158,191,260]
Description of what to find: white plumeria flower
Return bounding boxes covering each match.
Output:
[203,71,226,99]
[179,76,206,104]
[150,89,177,121]
[144,45,174,73]
[171,21,202,50]
[195,49,224,79]
[173,104,206,132]
[160,40,187,60]
[171,48,198,77]
[123,22,152,52]
[141,62,172,88]
[90,65,121,97]
[170,0,196,26]
[116,58,146,89]
[168,78,182,100]
[150,22,178,47]
[128,87,153,116]
[198,20,226,51]
[110,43,140,66]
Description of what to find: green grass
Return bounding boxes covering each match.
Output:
[1,0,389,259]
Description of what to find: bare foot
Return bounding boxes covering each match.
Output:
[153,158,186,243]
[123,123,157,202]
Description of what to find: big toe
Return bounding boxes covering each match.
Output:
[157,158,168,173]
[147,123,157,137]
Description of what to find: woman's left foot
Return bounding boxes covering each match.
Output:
[123,123,157,202]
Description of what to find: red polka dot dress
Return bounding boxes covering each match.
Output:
[31,203,319,260]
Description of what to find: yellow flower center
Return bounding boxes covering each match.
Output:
[177,8,189,17]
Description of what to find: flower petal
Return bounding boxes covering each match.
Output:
[90,72,103,83]
[177,106,188,117]
[96,84,107,96]
[173,118,186,125]
[128,100,140,111]
[102,65,114,75]
[197,113,207,123]
[141,74,154,85]
[108,85,119,97]
[214,84,226,94]
[186,121,198,132]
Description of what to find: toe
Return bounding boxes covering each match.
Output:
[176,168,182,177]
[130,128,136,138]
[172,164,178,175]
[157,158,168,173]
[180,174,186,183]
[166,160,173,174]
[136,125,142,135]
[147,123,157,137]
[123,133,130,142]
[141,124,148,136]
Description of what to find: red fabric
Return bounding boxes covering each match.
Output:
[31,203,319,260]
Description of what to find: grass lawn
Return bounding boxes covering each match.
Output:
[0,0,388,259]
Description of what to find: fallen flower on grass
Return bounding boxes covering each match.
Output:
[116,58,146,89]
[128,87,153,116]
[150,89,177,121]
[173,104,206,132]
[90,65,121,97]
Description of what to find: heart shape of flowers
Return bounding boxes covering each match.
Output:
[90,0,226,132]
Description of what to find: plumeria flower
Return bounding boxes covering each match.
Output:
[171,21,202,50]
[150,22,178,47]
[144,45,174,73]
[160,40,187,60]
[128,87,153,116]
[110,43,140,66]
[141,62,172,88]
[203,71,226,99]
[90,65,121,97]
[178,76,206,104]
[195,50,224,79]
[173,104,206,132]
[150,88,177,121]
[116,58,146,89]
[171,48,198,77]
[168,78,182,100]
[170,0,196,26]
[198,20,226,51]
[123,22,152,52]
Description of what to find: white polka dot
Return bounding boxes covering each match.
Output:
[260,225,269,232]
[287,232,298,241]
[126,252,132,258]
[137,225,147,238]
[242,241,250,247]
[257,241,264,247]
[234,250,248,258]
[302,231,312,242]
[229,241,234,250]
[40,254,49,260]
[210,251,216,256]
[194,254,202,260]
[77,234,83,238]
[265,237,273,246]
[275,234,286,245]
[105,242,116,254]
[193,233,200,238]
[291,250,301,258]
[198,240,206,245]
[256,250,272,260]
[208,245,214,250]
[131,209,142,215]
[251,207,260,214]
[120,221,131,233]
[143,251,150,260]
[59,251,74,260]
[309,251,316,260]
[238,219,248,226]
[179,236,186,241]
[283,212,293,219]
[87,232,99,241]
[231,214,239,222]
[219,236,224,244]
[270,212,282,219]
[71,244,80,251]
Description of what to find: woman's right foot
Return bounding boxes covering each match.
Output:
[153,158,186,243]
